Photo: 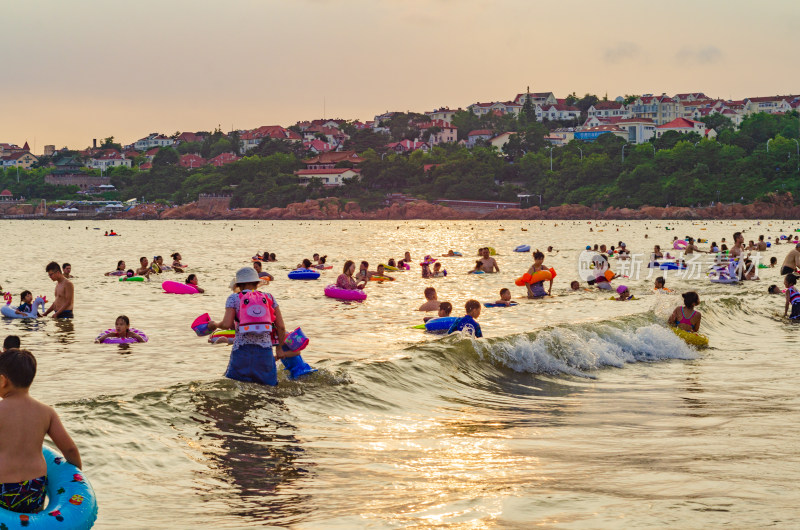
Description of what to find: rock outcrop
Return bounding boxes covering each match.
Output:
[112,193,800,221]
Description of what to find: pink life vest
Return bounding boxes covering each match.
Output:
[236,290,275,334]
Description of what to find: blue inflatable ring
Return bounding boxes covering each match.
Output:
[288,269,321,280]
[424,316,459,333]
[514,245,531,252]
[0,447,98,528]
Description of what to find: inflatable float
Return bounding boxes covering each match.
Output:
[288,269,320,280]
[0,446,98,529]
[369,276,395,282]
[483,302,519,308]
[162,280,199,294]
[119,276,145,282]
[659,262,686,270]
[1,296,46,319]
[672,327,709,348]
[514,245,531,253]
[96,328,148,344]
[673,240,688,250]
[324,285,367,301]
[423,316,459,333]
[515,268,557,286]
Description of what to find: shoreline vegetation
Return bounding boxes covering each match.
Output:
[2,109,799,220]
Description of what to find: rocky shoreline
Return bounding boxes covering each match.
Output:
[112,194,800,221]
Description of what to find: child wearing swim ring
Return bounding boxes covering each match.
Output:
[468,260,484,274]
[669,292,702,332]
[0,349,82,514]
[525,250,552,298]
[614,285,634,301]
[446,299,483,337]
[494,288,514,307]
[783,274,800,320]
[171,252,185,272]
[95,315,147,343]
[654,276,671,292]
[15,291,33,316]
[186,274,204,293]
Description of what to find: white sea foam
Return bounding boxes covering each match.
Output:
[478,323,697,377]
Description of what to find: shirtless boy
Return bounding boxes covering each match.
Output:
[0,349,82,514]
[479,248,499,273]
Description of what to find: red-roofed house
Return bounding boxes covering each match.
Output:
[467,101,507,116]
[386,140,429,154]
[294,167,361,187]
[744,96,795,115]
[139,162,153,171]
[303,139,335,154]
[467,129,493,147]
[655,118,707,138]
[303,151,365,169]
[176,132,206,144]
[630,94,684,125]
[0,189,13,200]
[539,104,581,121]
[179,154,207,169]
[1,151,38,169]
[208,152,241,167]
[587,101,630,119]
[301,125,349,146]
[134,133,174,151]
[425,107,460,122]
[513,92,557,106]
[674,92,708,103]
[87,151,132,170]
[416,120,457,145]
[240,126,302,152]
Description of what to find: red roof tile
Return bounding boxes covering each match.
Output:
[295,168,361,175]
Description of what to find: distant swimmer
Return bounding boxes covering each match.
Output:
[105,260,126,276]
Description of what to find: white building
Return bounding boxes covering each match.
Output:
[133,134,174,151]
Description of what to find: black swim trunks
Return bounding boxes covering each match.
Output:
[57,310,74,319]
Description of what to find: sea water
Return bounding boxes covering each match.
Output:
[0,219,798,528]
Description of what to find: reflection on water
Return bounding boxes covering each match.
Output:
[186,383,311,525]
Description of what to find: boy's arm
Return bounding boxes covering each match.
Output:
[785,293,790,315]
[47,408,82,469]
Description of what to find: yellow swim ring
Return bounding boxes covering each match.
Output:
[672,327,709,348]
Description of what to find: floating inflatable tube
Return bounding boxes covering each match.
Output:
[97,328,148,343]
[483,302,518,308]
[659,263,686,270]
[673,240,688,250]
[515,268,557,286]
[710,276,739,284]
[209,329,235,344]
[369,276,394,282]
[1,297,46,319]
[424,316,459,333]
[672,327,709,348]
[288,269,321,280]
[162,280,199,294]
[514,245,531,252]
[0,447,98,529]
[324,284,367,301]
[119,276,144,282]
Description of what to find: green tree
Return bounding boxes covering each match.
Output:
[152,147,179,167]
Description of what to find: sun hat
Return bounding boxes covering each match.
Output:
[616,285,628,294]
[234,267,260,285]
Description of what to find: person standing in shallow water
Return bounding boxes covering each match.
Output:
[42,262,74,319]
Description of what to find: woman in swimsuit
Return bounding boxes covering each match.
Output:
[669,291,702,332]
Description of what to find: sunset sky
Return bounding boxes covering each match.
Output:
[3,0,799,151]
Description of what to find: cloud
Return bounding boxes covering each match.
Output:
[603,42,641,64]
[676,46,723,65]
